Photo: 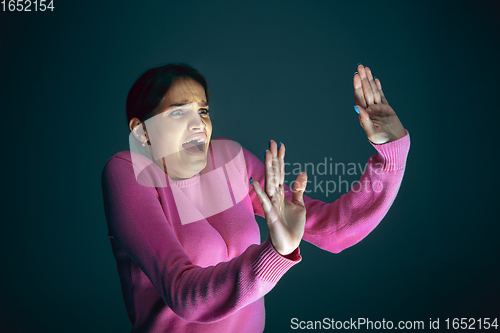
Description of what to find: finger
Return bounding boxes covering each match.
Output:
[252,178,274,215]
[353,72,367,109]
[278,142,285,187]
[264,141,276,198]
[365,67,381,104]
[264,147,271,194]
[276,183,285,205]
[270,139,280,191]
[292,172,307,206]
[355,105,378,138]
[358,65,375,106]
[374,78,388,104]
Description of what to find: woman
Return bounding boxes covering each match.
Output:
[101,63,410,332]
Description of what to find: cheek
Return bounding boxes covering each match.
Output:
[158,121,184,142]
[205,119,213,135]
[152,128,185,157]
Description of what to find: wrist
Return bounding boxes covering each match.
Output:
[269,235,297,256]
[369,130,410,172]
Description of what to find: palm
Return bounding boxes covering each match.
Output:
[281,198,306,243]
[261,186,306,255]
[252,140,307,255]
[354,64,406,144]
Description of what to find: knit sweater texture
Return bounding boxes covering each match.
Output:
[101,132,410,332]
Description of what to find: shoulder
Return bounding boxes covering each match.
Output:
[102,151,137,177]
[102,151,131,174]
[103,151,132,167]
[208,138,263,176]
[208,137,259,167]
[207,137,243,164]
[102,151,167,188]
[101,151,135,186]
[102,150,158,170]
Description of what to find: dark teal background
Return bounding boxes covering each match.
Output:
[1,1,499,332]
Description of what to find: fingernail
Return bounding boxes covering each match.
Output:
[354,106,360,114]
[357,62,362,66]
[374,76,378,80]
[268,139,271,149]
[278,141,281,150]
[249,177,253,186]
[264,149,266,158]
[354,71,358,76]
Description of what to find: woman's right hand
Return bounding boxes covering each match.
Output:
[252,140,308,255]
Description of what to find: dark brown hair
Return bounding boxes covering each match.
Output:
[126,63,210,124]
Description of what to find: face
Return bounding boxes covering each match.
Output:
[144,78,212,180]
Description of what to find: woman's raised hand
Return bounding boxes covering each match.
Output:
[251,140,308,255]
[354,64,406,144]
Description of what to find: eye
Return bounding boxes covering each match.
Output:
[199,108,210,116]
[168,109,184,117]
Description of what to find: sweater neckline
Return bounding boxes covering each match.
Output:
[168,172,201,188]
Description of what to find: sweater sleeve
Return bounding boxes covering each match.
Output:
[101,155,300,324]
[243,131,410,254]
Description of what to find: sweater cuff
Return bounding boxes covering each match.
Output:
[251,236,301,283]
[369,130,410,171]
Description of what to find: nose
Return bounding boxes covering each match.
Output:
[187,105,205,131]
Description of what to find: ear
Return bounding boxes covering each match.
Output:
[129,117,148,144]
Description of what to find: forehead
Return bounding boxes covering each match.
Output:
[163,78,206,105]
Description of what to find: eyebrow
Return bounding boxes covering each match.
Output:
[169,101,208,107]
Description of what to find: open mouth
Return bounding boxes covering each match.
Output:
[181,139,205,154]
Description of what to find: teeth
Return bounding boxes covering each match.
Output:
[183,138,205,145]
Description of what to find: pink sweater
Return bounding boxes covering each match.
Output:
[101,132,410,333]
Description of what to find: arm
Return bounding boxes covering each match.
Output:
[300,64,410,252]
[243,133,409,254]
[244,64,410,254]
[101,155,299,324]
[300,132,409,253]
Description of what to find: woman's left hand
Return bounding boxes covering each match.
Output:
[353,64,406,144]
